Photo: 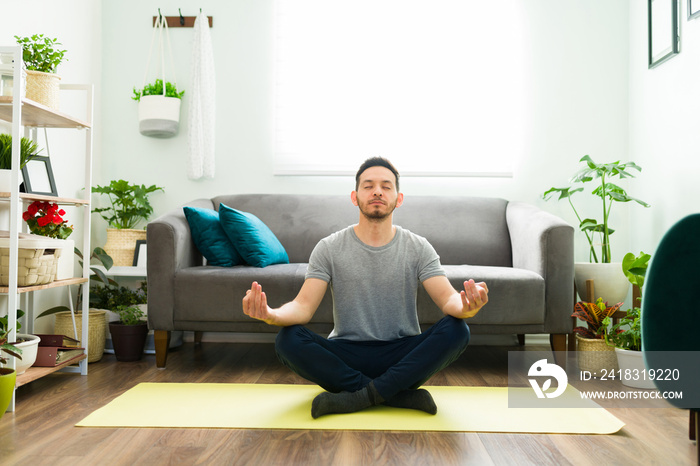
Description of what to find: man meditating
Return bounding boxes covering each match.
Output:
[242,157,489,418]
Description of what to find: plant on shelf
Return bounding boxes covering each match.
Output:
[0,328,22,366]
[92,179,164,230]
[543,155,650,264]
[0,309,25,335]
[22,201,73,239]
[90,282,147,310]
[0,133,41,170]
[14,34,67,74]
[132,78,185,102]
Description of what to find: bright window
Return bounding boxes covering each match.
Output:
[273,0,527,177]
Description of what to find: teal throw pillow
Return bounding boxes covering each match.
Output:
[218,203,289,268]
[183,206,244,267]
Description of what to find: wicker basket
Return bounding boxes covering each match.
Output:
[54,310,107,363]
[25,70,61,110]
[103,228,147,266]
[576,334,619,372]
[0,232,63,286]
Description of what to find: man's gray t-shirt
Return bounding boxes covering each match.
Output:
[306,225,446,341]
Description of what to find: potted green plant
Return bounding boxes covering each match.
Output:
[543,155,650,303]
[92,179,164,266]
[14,34,67,110]
[0,310,37,375]
[571,297,622,373]
[0,133,41,195]
[603,251,654,389]
[132,78,185,138]
[109,305,148,362]
[0,328,23,419]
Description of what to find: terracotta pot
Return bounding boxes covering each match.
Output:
[109,322,148,362]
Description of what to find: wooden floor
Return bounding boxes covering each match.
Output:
[0,338,696,465]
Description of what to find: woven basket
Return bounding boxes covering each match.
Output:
[54,310,107,363]
[576,334,619,372]
[25,70,61,110]
[0,246,61,286]
[103,228,147,266]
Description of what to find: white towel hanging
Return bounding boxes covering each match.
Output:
[187,11,216,179]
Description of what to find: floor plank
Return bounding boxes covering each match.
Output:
[0,339,696,465]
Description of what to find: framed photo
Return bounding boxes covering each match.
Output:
[689,0,700,19]
[133,240,147,267]
[21,156,58,196]
[648,0,680,68]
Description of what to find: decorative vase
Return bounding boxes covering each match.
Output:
[103,228,147,267]
[109,322,149,362]
[25,70,61,110]
[53,310,107,363]
[0,368,16,419]
[13,334,40,375]
[138,95,181,138]
[576,334,618,373]
[574,262,630,304]
[615,348,655,389]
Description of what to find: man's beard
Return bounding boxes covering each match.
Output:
[358,198,397,222]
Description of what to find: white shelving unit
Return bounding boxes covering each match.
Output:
[0,46,93,412]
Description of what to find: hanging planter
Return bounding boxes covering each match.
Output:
[133,15,185,138]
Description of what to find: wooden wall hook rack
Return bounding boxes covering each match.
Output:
[152,15,213,28]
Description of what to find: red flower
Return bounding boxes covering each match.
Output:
[27,203,38,215]
[22,211,32,221]
[37,216,51,227]
[52,215,63,225]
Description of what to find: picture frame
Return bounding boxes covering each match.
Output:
[648,0,680,69]
[21,155,58,196]
[689,0,700,20]
[133,239,147,267]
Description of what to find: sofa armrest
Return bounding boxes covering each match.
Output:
[147,198,213,330]
[506,202,574,334]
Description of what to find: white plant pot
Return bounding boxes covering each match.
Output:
[138,95,181,138]
[574,262,629,304]
[13,334,40,375]
[615,348,656,389]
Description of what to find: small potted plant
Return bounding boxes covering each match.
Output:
[132,78,185,138]
[14,34,67,110]
[0,310,37,375]
[572,297,622,373]
[91,179,164,266]
[108,305,148,362]
[602,251,654,389]
[0,133,41,194]
[0,328,23,419]
[543,155,650,304]
[22,200,73,279]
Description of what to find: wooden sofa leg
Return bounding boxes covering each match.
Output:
[517,334,525,346]
[155,330,170,369]
[550,333,567,367]
[194,331,203,345]
[690,410,697,441]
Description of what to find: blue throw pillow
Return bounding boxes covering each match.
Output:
[218,203,289,268]
[183,206,244,267]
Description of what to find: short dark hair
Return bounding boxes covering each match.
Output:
[355,157,400,192]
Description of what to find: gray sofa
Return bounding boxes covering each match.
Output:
[147,194,574,368]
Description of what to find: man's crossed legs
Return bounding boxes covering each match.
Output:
[275,316,470,418]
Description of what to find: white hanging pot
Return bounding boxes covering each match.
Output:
[138,95,181,138]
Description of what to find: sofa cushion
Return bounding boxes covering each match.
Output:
[183,206,243,267]
[219,203,290,268]
[416,265,545,325]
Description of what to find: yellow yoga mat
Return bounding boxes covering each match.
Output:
[77,383,624,434]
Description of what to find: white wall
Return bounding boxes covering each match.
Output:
[628,1,700,258]
[96,0,632,263]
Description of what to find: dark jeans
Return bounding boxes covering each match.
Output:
[275,316,470,400]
